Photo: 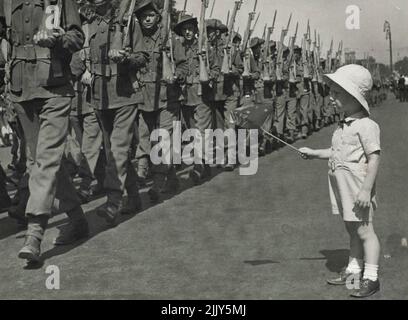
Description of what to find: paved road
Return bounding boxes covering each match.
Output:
[0,96,407,300]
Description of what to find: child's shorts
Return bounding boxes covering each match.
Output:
[328,168,377,223]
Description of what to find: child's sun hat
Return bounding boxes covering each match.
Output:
[324,64,373,114]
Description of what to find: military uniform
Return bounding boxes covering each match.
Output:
[274,47,291,140]
[291,48,311,139]
[88,1,144,223]
[67,20,104,202]
[133,0,188,202]
[1,0,89,262]
[175,15,216,183]
[243,37,274,154]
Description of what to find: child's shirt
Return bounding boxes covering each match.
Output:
[328,114,381,221]
[329,114,381,173]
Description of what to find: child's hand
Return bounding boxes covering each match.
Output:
[299,147,315,160]
[355,190,371,208]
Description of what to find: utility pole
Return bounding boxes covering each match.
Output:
[384,21,393,73]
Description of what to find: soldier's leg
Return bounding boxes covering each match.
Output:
[286,96,297,143]
[224,94,239,130]
[64,115,82,179]
[15,98,88,260]
[0,163,11,212]
[223,95,240,169]
[136,110,153,184]
[213,101,226,130]
[190,100,213,182]
[181,105,196,130]
[96,105,139,224]
[298,93,310,138]
[314,93,323,131]
[149,103,180,202]
[274,93,286,137]
[79,111,104,198]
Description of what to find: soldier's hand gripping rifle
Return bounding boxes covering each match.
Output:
[275,13,292,81]
[262,9,277,82]
[161,0,176,84]
[109,0,138,61]
[242,0,259,78]
[221,0,243,75]
[34,0,65,48]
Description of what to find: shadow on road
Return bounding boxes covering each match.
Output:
[12,166,227,267]
[319,249,349,273]
[243,260,280,266]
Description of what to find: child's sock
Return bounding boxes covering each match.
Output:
[345,257,363,274]
[363,263,379,281]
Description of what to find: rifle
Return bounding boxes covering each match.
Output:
[179,0,188,22]
[221,0,243,74]
[198,0,210,85]
[122,0,137,51]
[209,0,216,18]
[288,22,298,83]
[275,13,291,81]
[335,40,343,69]
[226,10,230,27]
[262,24,267,41]
[326,38,333,73]
[242,0,258,78]
[262,10,277,81]
[301,20,310,79]
[161,0,176,83]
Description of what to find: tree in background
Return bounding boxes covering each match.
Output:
[395,57,408,76]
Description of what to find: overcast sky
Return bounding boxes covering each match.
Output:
[175,0,408,64]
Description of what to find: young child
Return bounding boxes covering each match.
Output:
[299,64,382,298]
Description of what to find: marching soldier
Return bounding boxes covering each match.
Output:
[1,0,89,262]
[245,37,274,155]
[87,0,144,225]
[206,18,243,170]
[205,18,228,132]
[293,46,311,139]
[133,0,188,203]
[274,45,291,143]
[66,7,105,204]
[174,14,214,184]
[310,51,323,131]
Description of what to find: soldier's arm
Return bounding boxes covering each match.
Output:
[173,38,188,82]
[208,47,221,81]
[126,17,148,68]
[70,51,86,80]
[231,49,244,76]
[58,0,85,53]
[251,56,260,80]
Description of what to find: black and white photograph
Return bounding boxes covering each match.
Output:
[0,0,408,304]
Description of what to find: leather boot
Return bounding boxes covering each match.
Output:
[148,173,166,203]
[18,216,48,262]
[54,206,89,245]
